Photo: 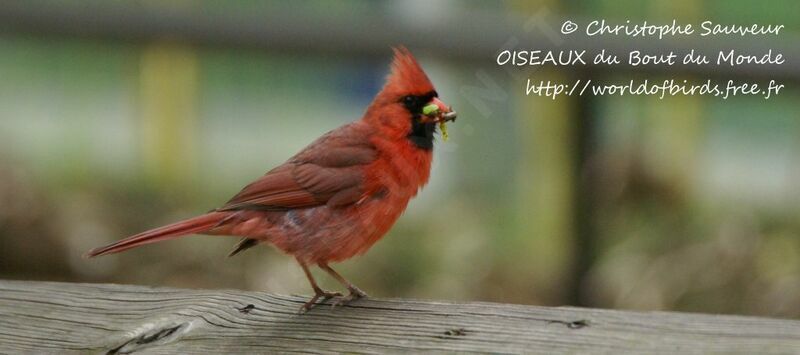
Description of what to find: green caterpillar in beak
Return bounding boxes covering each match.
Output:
[421,103,449,142]
[422,103,439,116]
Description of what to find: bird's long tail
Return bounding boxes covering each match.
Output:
[85,212,229,257]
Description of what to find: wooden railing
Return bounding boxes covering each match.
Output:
[1,280,799,353]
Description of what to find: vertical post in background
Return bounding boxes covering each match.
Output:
[643,1,703,192]
[139,42,199,194]
[515,69,577,304]
[564,0,704,308]
[569,77,597,306]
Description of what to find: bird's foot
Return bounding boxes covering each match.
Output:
[298,289,342,314]
[331,286,368,308]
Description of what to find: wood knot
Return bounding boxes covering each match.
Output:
[566,320,589,329]
[237,304,256,314]
[547,319,590,329]
[106,321,192,354]
[438,327,469,339]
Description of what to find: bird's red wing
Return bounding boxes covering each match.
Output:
[219,164,319,210]
[219,124,377,211]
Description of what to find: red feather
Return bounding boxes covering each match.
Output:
[85,212,228,257]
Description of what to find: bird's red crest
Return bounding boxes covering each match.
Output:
[383,47,436,96]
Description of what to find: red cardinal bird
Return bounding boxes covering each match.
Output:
[86,47,456,312]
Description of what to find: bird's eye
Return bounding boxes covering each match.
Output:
[401,95,422,113]
[400,93,436,115]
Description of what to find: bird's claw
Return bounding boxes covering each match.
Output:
[298,289,343,314]
[331,286,368,308]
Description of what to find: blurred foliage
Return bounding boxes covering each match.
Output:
[1,0,799,319]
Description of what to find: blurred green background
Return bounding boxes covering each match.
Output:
[1,0,799,318]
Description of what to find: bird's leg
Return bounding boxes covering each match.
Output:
[298,260,342,314]
[319,263,368,307]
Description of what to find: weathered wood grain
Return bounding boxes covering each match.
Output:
[1,280,799,354]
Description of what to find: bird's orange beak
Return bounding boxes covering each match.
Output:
[420,97,457,124]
